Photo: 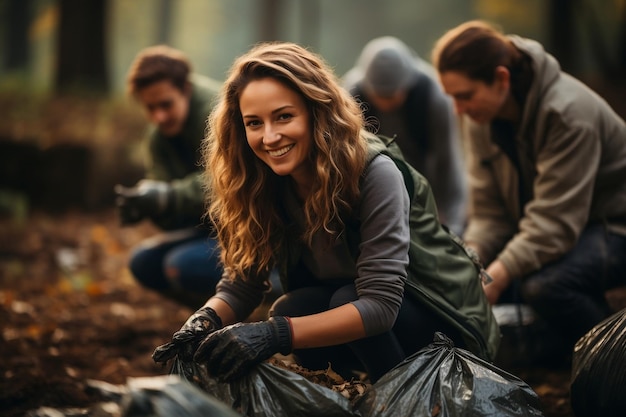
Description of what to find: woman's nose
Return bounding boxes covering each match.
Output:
[263,125,281,144]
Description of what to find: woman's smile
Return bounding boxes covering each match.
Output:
[267,144,295,157]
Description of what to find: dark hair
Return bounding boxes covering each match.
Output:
[433,21,525,83]
[432,20,533,101]
[126,45,191,96]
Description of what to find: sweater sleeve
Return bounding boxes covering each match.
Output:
[213,273,269,322]
[350,155,411,336]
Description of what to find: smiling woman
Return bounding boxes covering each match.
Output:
[240,77,313,189]
[152,41,498,386]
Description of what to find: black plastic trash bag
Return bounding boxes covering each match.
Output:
[25,375,243,417]
[120,374,243,417]
[170,356,359,417]
[353,332,544,417]
[570,308,626,417]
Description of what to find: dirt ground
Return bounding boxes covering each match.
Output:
[1,209,574,417]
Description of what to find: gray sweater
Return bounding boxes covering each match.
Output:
[214,155,410,336]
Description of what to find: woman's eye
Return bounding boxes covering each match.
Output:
[278,113,293,121]
[245,120,261,127]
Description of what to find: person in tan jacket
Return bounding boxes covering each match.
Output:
[432,20,626,353]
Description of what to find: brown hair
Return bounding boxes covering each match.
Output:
[432,20,533,102]
[126,45,191,96]
[203,41,367,280]
[432,20,525,84]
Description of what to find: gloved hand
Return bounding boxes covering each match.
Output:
[152,306,223,364]
[114,179,173,225]
[193,316,292,382]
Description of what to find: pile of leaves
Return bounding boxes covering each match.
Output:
[268,357,370,401]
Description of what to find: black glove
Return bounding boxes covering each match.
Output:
[193,316,292,382]
[152,306,223,364]
[114,180,173,225]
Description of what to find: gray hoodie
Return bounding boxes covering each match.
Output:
[343,36,468,235]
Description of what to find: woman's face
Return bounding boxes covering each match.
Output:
[136,80,190,137]
[439,69,509,124]
[240,77,314,188]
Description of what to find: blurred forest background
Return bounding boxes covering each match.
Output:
[1,1,625,416]
[0,0,625,215]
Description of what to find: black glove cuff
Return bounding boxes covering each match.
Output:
[270,316,293,355]
[199,306,223,329]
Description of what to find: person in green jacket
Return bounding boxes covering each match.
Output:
[152,41,498,383]
[432,20,626,355]
[114,45,223,309]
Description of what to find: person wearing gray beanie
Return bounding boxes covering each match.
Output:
[343,36,467,236]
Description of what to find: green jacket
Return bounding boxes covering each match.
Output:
[362,133,500,361]
[142,74,221,229]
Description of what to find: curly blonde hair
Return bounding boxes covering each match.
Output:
[203,42,367,281]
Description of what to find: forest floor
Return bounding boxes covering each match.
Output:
[0,208,575,417]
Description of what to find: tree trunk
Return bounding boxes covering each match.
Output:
[618,5,626,78]
[258,0,282,41]
[300,0,320,50]
[547,0,577,73]
[3,0,32,71]
[55,0,109,93]
[156,0,172,44]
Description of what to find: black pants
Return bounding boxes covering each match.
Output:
[269,284,464,383]
[519,224,626,348]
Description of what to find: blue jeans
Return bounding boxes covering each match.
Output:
[129,228,222,295]
[270,284,464,383]
[520,224,626,347]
